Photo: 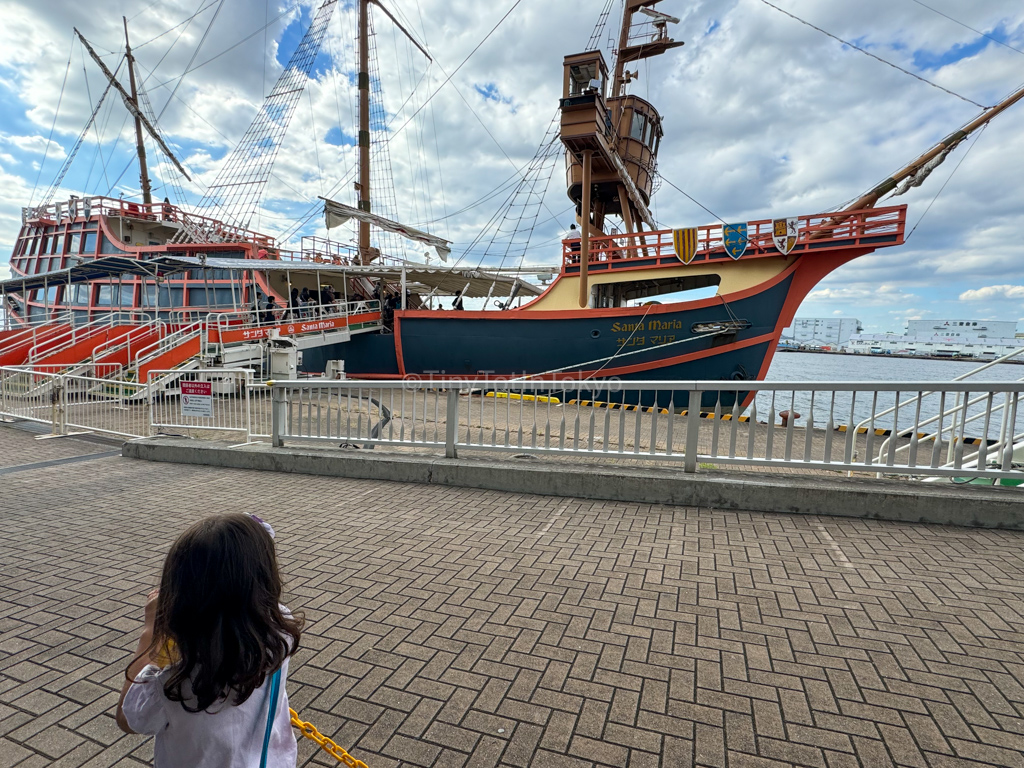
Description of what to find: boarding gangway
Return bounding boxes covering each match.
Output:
[0,321,75,367]
[26,312,154,371]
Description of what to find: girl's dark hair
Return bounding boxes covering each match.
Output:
[150,514,302,712]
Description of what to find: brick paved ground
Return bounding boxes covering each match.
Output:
[1,424,1023,767]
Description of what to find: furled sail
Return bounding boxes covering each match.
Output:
[321,197,452,261]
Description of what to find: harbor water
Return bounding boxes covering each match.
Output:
[760,350,1023,441]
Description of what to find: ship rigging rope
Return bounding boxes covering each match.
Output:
[908,0,1024,58]
[30,32,75,207]
[902,124,987,243]
[514,326,731,382]
[757,0,988,110]
[278,0,528,243]
[144,0,306,91]
[134,0,220,51]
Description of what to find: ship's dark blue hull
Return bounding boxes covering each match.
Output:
[298,271,796,409]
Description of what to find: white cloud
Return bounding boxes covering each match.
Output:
[0,134,65,158]
[806,283,918,306]
[0,0,1021,335]
[959,285,1024,301]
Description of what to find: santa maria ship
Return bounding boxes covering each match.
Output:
[2,1,1022,409]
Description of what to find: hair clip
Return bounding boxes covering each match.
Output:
[249,514,276,540]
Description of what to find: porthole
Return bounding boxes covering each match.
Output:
[591,330,601,338]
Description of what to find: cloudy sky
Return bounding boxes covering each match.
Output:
[1,0,1023,332]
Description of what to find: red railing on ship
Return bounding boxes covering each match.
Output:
[22,196,276,249]
[560,205,907,270]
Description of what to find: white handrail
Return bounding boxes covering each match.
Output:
[853,345,1024,437]
[132,322,204,369]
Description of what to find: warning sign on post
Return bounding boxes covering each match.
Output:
[180,380,213,418]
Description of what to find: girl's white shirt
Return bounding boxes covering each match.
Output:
[122,656,297,768]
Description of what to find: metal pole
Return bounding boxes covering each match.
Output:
[401,266,407,310]
[684,390,703,473]
[445,387,458,458]
[271,384,286,447]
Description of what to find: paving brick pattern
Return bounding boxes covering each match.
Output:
[1,424,1023,767]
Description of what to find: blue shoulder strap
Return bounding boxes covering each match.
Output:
[260,669,282,768]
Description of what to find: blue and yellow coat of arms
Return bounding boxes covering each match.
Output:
[722,223,748,260]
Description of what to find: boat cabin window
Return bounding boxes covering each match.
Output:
[629,109,662,154]
[569,62,603,97]
[82,232,97,253]
[99,234,128,255]
[187,287,236,307]
[69,284,90,306]
[630,111,645,142]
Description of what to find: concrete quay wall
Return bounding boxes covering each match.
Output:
[123,438,1024,529]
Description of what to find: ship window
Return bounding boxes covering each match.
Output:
[69,284,90,305]
[95,283,135,307]
[119,284,135,306]
[69,233,82,253]
[45,286,59,304]
[630,111,645,141]
[569,62,601,97]
[52,234,63,254]
[82,232,97,253]
[141,283,156,308]
[158,286,184,306]
[187,287,236,307]
[100,234,128,254]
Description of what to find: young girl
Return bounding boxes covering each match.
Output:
[116,514,303,767]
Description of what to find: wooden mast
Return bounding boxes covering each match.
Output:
[357,0,371,264]
[578,150,593,308]
[123,17,152,205]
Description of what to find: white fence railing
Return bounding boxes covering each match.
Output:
[268,379,1024,480]
[148,369,253,437]
[5,370,1024,481]
[0,366,262,441]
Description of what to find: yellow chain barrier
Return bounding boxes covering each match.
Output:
[154,627,365,764]
[290,708,368,767]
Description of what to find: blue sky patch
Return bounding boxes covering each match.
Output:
[912,33,995,71]
[474,83,511,105]
[274,6,334,77]
[325,126,355,146]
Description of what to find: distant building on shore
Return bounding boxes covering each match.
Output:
[847,318,1024,359]
[906,319,1017,339]
[781,318,862,348]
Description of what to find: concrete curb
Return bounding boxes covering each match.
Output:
[123,438,1024,530]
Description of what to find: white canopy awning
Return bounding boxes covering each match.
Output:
[322,197,452,262]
